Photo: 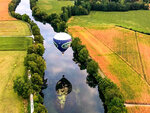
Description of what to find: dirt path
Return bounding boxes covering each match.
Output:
[125,103,150,107]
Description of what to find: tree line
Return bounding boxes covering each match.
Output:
[30,0,149,32]
[71,37,127,113]
[9,0,47,113]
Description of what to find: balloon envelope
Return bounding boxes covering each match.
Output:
[53,33,72,54]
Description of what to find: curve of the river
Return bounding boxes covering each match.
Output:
[15,0,104,113]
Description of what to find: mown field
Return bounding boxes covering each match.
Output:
[0,0,16,20]
[37,0,74,14]
[0,21,31,36]
[0,37,32,51]
[0,51,27,113]
[68,10,150,33]
[68,26,150,103]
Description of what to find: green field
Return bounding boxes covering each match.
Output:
[0,37,32,51]
[0,21,31,36]
[68,10,150,33]
[0,51,27,113]
[37,0,74,14]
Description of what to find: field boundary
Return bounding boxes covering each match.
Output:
[116,25,150,35]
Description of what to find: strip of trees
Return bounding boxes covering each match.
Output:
[72,37,127,113]
[30,0,149,32]
[9,0,47,113]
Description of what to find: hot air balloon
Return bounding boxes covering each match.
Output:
[56,75,72,109]
[53,33,72,54]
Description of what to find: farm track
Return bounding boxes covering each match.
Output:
[134,32,149,85]
[125,103,150,107]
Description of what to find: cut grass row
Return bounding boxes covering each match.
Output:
[0,21,32,37]
[37,0,74,14]
[0,51,27,113]
[0,37,32,51]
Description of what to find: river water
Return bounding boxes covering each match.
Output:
[15,0,104,113]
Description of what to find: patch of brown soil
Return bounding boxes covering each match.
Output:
[0,0,16,20]
[127,106,150,113]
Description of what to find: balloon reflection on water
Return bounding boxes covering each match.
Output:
[56,75,72,109]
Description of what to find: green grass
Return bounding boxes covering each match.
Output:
[37,0,74,14]
[0,37,32,51]
[0,51,27,113]
[68,10,150,33]
[0,21,31,36]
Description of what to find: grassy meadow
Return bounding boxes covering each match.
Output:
[0,37,32,51]
[0,51,27,113]
[0,21,31,36]
[37,0,74,14]
[68,10,150,33]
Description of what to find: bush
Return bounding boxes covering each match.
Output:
[13,76,31,99]
[25,53,46,76]
[34,103,48,113]
[31,73,43,93]
[87,60,99,75]
[27,44,45,56]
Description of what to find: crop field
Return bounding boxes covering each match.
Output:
[37,0,74,14]
[68,26,150,103]
[0,21,31,36]
[0,0,16,20]
[127,106,150,113]
[68,10,150,33]
[0,37,32,51]
[0,51,27,113]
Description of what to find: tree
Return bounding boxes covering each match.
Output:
[87,60,99,75]
[78,47,89,64]
[31,73,43,92]
[34,35,44,44]
[34,103,48,113]
[22,14,30,22]
[27,44,45,56]
[71,38,82,52]
[108,97,127,113]
[34,94,43,104]
[25,53,46,76]
[13,76,31,99]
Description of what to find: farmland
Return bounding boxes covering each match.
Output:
[127,106,150,113]
[0,51,27,113]
[0,0,32,112]
[68,26,150,103]
[37,0,74,14]
[68,10,150,33]
[0,21,31,36]
[0,37,32,51]
[0,0,16,20]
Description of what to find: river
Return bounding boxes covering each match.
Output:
[15,0,104,113]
